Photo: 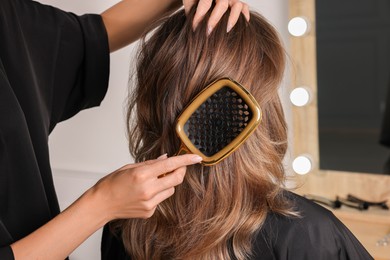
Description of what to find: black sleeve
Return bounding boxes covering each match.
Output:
[0,0,110,131]
[0,246,14,260]
[0,0,109,258]
[49,12,110,126]
[0,61,14,259]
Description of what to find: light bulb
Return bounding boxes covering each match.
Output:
[288,17,310,37]
[292,155,312,175]
[290,87,310,107]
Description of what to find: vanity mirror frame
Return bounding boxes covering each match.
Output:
[289,0,390,202]
[289,2,390,257]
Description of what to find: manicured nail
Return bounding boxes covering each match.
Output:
[191,155,203,163]
[227,24,232,33]
[207,26,213,36]
[157,153,168,160]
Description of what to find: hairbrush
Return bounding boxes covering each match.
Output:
[175,78,261,166]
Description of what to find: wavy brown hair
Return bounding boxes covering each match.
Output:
[117,6,295,260]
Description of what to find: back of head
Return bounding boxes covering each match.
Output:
[121,6,292,260]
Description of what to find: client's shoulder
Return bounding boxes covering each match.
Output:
[263,190,337,234]
[252,190,373,260]
[283,190,336,220]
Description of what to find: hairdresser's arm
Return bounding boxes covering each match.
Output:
[10,154,202,260]
[101,0,181,52]
[101,0,250,52]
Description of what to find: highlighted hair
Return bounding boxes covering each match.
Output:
[117,6,295,260]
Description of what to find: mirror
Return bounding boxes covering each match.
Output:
[288,0,390,176]
[316,0,390,174]
[288,6,390,258]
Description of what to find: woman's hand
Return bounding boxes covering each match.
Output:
[11,154,202,260]
[90,154,202,220]
[102,0,250,52]
[183,0,250,33]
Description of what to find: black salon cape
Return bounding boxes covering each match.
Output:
[101,191,373,260]
[0,0,109,258]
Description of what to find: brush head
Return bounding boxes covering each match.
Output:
[176,78,261,165]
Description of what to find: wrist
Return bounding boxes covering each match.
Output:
[79,187,113,227]
[10,188,112,259]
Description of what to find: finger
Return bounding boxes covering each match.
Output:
[141,154,202,178]
[153,187,176,204]
[226,1,243,32]
[130,205,158,219]
[139,207,157,219]
[155,187,176,203]
[207,0,229,35]
[183,0,197,15]
[117,154,168,172]
[143,187,176,217]
[156,166,187,190]
[136,167,185,216]
[135,166,185,206]
[157,153,168,160]
[242,3,250,22]
[193,0,213,30]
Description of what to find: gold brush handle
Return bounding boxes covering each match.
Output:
[175,143,189,156]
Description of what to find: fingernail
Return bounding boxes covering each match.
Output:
[207,26,213,36]
[191,155,203,163]
[227,24,232,33]
[193,22,198,32]
[157,153,168,160]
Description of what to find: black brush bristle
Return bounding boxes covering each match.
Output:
[184,86,253,156]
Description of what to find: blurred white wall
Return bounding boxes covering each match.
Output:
[41,0,290,259]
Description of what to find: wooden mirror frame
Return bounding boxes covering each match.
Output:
[289,2,390,257]
[289,0,390,203]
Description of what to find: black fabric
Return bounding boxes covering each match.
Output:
[380,76,390,148]
[252,192,373,260]
[101,191,373,260]
[102,225,131,260]
[0,242,14,260]
[380,76,390,173]
[0,0,109,258]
